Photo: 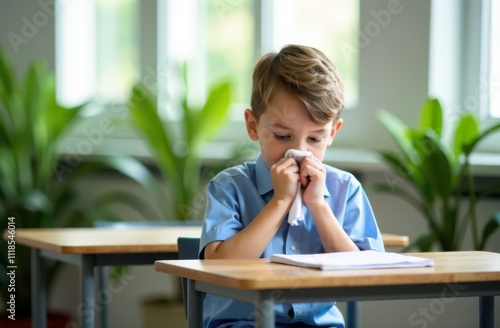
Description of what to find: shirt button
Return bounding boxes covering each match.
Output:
[290,245,296,251]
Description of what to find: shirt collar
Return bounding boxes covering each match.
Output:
[255,154,331,198]
[256,155,273,195]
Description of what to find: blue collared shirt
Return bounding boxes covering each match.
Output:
[200,155,384,328]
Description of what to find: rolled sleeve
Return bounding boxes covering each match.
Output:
[200,176,243,258]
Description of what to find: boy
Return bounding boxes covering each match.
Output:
[200,44,384,327]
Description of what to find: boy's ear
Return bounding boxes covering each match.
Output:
[245,109,259,141]
[328,118,343,146]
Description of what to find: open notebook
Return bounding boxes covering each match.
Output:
[270,250,434,270]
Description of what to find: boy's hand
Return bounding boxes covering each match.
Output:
[270,157,300,205]
[300,156,326,207]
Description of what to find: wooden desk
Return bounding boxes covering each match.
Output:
[155,251,500,328]
[14,229,406,252]
[13,228,406,328]
[14,226,202,328]
[15,226,202,254]
[379,232,409,248]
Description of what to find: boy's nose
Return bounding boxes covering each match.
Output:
[292,139,308,152]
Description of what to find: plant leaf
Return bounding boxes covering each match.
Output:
[194,81,232,149]
[463,122,500,155]
[21,189,52,213]
[379,152,412,180]
[418,133,453,199]
[0,47,16,107]
[419,98,443,137]
[180,62,195,148]
[377,110,415,161]
[478,212,500,250]
[27,61,49,153]
[129,84,177,178]
[453,113,479,159]
[0,149,17,199]
[92,155,167,214]
[379,151,432,202]
[412,234,437,252]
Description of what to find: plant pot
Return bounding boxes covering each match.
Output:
[141,297,186,328]
[0,312,73,328]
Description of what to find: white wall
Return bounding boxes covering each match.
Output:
[340,0,431,152]
[1,0,499,327]
[0,0,56,74]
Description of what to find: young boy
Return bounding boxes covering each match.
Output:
[199,44,384,327]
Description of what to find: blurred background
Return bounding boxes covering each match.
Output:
[1,0,499,327]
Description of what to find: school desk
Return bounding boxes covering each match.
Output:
[11,227,407,328]
[14,226,201,328]
[154,251,500,328]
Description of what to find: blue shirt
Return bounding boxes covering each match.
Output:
[200,155,384,328]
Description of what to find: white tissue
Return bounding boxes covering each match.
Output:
[284,149,312,226]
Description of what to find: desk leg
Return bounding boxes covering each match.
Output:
[187,278,203,328]
[479,296,494,328]
[31,248,46,328]
[255,299,274,328]
[96,266,109,328]
[80,255,95,328]
[347,301,360,328]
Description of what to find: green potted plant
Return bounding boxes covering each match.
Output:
[0,47,159,324]
[128,65,234,222]
[369,98,500,251]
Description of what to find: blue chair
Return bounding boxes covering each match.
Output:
[176,237,202,320]
[176,237,360,328]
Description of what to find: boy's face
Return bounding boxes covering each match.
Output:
[245,89,343,168]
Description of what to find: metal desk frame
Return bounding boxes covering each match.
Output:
[31,249,179,328]
[186,278,498,328]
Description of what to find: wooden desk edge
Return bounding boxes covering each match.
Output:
[154,251,500,290]
[5,228,197,254]
[5,228,409,253]
[380,233,410,248]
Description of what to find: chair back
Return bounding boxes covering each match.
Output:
[177,237,201,319]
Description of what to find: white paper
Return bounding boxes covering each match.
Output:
[270,250,434,270]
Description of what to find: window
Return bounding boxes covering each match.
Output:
[158,0,255,117]
[57,0,359,117]
[486,0,499,118]
[95,0,139,101]
[205,1,255,106]
[56,0,96,107]
[56,0,139,108]
[430,0,500,125]
[52,1,498,157]
[158,0,358,120]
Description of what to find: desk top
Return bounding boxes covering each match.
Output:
[379,233,409,248]
[12,226,202,254]
[11,227,407,254]
[154,251,500,290]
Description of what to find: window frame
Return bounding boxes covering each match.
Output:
[461,0,499,151]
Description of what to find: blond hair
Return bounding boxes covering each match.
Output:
[250,44,344,124]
